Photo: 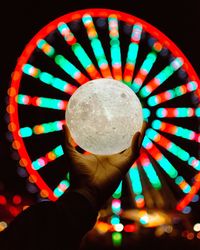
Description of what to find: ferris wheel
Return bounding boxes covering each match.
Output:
[7,9,200,230]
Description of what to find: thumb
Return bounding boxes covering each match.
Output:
[62,124,80,160]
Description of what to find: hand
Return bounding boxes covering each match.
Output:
[62,122,147,210]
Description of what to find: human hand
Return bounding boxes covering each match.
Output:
[62,122,147,210]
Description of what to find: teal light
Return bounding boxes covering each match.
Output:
[111,215,120,225]
[39,72,53,84]
[142,108,151,120]
[152,120,162,130]
[143,164,162,189]
[37,97,65,110]
[55,55,80,78]
[129,166,142,194]
[53,145,64,157]
[72,43,93,68]
[19,127,32,138]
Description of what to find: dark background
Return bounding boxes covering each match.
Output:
[0,0,199,248]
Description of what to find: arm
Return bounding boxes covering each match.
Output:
[0,122,146,250]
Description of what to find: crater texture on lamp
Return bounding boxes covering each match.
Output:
[65,78,143,155]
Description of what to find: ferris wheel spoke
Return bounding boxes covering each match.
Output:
[139,150,162,190]
[16,94,68,110]
[108,15,122,80]
[147,128,200,171]
[139,57,184,98]
[129,162,145,208]
[32,144,64,170]
[19,120,65,138]
[123,23,143,86]
[131,41,162,93]
[142,135,178,178]
[152,119,199,142]
[37,39,89,84]
[156,107,197,118]
[57,22,101,79]
[82,14,112,78]
[147,81,198,106]
[22,64,77,95]
[53,179,70,198]
[176,172,200,211]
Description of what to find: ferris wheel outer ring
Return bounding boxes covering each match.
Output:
[9,8,200,204]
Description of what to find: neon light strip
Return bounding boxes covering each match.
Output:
[175,176,191,194]
[16,94,67,110]
[108,15,122,80]
[55,54,88,84]
[53,179,70,198]
[123,23,142,86]
[37,39,88,84]
[148,81,198,106]
[32,145,64,170]
[57,22,101,79]
[147,128,190,161]
[129,162,145,208]
[23,64,77,95]
[131,51,157,93]
[37,39,55,57]
[156,107,196,118]
[147,128,200,170]
[143,136,178,178]
[82,14,112,78]
[129,163,142,194]
[139,57,184,97]
[139,150,162,189]
[152,120,199,142]
[177,173,200,211]
[19,120,65,137]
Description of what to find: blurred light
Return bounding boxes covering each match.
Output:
[182,206,191,214]
[0,221,7,232]
[0,195,7,205]
[114,223,124,232]
[112,232,122,247]
[193,223,200,232]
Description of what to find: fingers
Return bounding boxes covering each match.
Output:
[120,121,148,167]
[138,121,148,148]
[62,124,80,160]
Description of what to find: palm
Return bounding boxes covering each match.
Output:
[63,122,146,208]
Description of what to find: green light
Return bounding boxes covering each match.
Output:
[72,43,92,68]
[112,232,122,247]
[113,181,122,199]
[19,127,32,138]
[55,55,79,77]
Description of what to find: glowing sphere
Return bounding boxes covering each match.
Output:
[65,78,143,155]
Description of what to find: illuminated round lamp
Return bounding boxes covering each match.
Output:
[7,8,199,209]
